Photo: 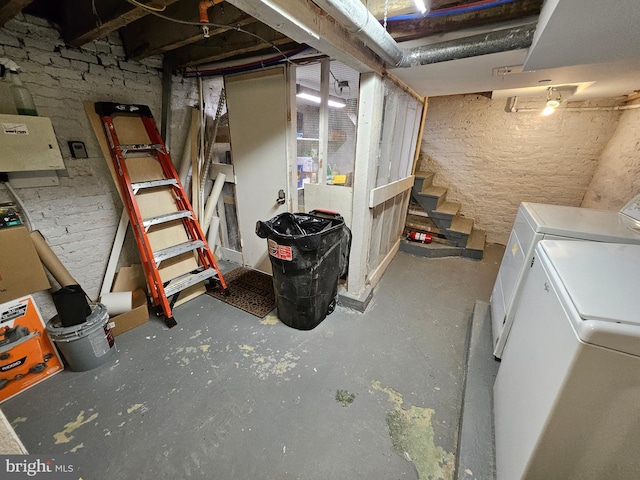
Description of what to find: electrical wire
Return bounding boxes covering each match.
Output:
[124,0,291,64]
[91,0,103,26]
[127,0,167,12]
[182,46,308,78]
[329,69,351,98]
[1,181,34,230]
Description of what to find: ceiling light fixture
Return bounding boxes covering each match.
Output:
[260,0,320,40]
[296,85,346,109]
[414,0,429,15]
[542,87,561,116]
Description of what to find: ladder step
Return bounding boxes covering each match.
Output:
[131,179,178,190]
[154,240,205,264]
[119,143,163,155]
[164,268,219,297]
[143,210,192,229]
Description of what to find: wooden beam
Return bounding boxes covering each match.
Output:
[365,0,460,19]
[624,91,640,103]
[171,22,295,68]
[62,0,178,47]
[0,0,34,26]
[386,0,544,42]
[226,0,384,74]
[411,97,428,175]
[347,72,384,295]
[369,175,414,208]
[121,2,256,60]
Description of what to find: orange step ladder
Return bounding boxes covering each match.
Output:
[95,102,227,328]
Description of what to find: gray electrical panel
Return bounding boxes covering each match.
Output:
[0,114,64,172]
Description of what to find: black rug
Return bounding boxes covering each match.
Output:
[208,267,276,318]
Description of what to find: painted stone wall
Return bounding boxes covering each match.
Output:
[417,94,620,244]
[0,13,222,318]
[581,102,640,210]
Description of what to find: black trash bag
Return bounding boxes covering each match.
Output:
[255,212,351,330]
[256,212,334,252]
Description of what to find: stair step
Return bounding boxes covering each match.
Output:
[154,240,205,264]
[164,268,218,297]
[465,228,486,252]
[448,215,474,236]
[420,185,447,198]
[434,201,461,217]
[413,171,435,191]
[143,210,193,229]
[400,239,462,258]
[414,170,435,181]
[131,178,178,191]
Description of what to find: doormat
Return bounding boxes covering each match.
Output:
[207,267,276,318]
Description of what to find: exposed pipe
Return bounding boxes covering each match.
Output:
[512,104,640,113]
[312,0,404,66]
[182,46,309,79]
[389,0,518,21]
[198,0,225,22]
[312,0,536,68]
[199,0,213,23]
[400,23,536,67]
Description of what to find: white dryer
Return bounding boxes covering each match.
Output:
[494,240,640,480]
[490,200,640,358]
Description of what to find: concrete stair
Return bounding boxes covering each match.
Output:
[403,170,486,259]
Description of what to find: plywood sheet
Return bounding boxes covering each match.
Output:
[135,189,180,219]
[126,156,164,183]
[112,115,152,145]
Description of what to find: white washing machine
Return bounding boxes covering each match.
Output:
[490,200,640,358]
[494,240,640,480]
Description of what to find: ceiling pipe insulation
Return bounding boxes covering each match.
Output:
[312,0,537,67]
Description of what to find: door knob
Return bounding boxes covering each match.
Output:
[276,189,286,205]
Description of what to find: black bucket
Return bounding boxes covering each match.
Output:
[52,285,92,327]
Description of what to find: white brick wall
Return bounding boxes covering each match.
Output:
[0,14,223,319]
[417,94,621,245]
[582,103,640,210]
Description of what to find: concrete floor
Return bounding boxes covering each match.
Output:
[1,245,504,480]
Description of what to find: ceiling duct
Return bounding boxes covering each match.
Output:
[312,0,537,67]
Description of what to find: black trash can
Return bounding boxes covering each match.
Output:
[256,211,351,330]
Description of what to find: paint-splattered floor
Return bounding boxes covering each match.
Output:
[1,246,503,479]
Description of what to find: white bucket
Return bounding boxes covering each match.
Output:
[46,303,116,371]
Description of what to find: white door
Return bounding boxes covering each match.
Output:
[225,67,292,274]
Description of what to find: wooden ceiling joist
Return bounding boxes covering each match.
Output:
[170,23,295,68]
[0,0,34,26]
[62,0,178,47]
[121,2,256,60]
[226,0,384,74]
[385,0,544,42]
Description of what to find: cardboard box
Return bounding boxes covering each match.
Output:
[0,226,50,304]
[107,288,149,336]
[0,295,64,403]
[105,265,149,336]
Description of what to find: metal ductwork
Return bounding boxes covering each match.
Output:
[312,0,537,68]
[400,23,537,67]
[311,0,405,66]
